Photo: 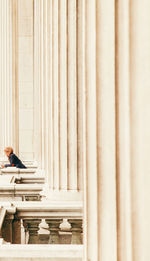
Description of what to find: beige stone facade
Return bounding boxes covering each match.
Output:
[0,0,150,261]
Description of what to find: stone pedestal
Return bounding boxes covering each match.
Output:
[12,218,21,244]
[23,219,41,244]
[46,219,62,244]
[2,215,13,243]
[68,219,82,244]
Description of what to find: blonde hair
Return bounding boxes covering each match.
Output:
[4,147,13,154]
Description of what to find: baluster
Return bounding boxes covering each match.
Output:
[45,219,63,244]
[68,219,82,244]
[38,219,49,244]
[23,219,41,244]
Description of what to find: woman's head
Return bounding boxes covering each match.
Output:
[4,147,13,157]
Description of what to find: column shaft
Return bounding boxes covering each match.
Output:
[67,0,77,190]
[84,0,117,260]
[53,0,60,189]
[84,0,98,259]
[59,0,68,190]
[0,0,17,157]
[130,1,150,260]
[115,0,132,260]
[33,0,83,195]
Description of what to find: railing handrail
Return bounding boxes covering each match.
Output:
[5,201,83,219]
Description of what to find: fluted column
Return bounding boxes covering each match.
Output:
[0,0,18,157]
[115,0,132,260]
[130,1,150,260]
[84,0,117,260]
[59,0,68,190]
[67,0,77,190]
[84,0,98,258]
[33,0,42,168]
[34,0,83,197]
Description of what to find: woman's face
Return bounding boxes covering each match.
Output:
[5,151,11,157]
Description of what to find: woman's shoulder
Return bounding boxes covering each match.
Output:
[9,153,17,159]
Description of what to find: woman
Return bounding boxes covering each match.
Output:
[1,147,26,169]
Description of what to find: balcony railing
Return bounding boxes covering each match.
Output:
[0,201,83,245]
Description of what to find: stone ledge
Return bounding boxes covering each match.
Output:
[6,201,83,219]
[0,184,43,201]
[0,244,83,260]
[0,167,36,174]
[15,175,45,184]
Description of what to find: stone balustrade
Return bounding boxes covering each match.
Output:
[0,202,83,245]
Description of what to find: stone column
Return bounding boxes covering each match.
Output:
[34,0,83,198]
[84,0,117,260]
[67,0,77,190]
[33,0,53,177]
[17,0,34,160]
[68,219,82,244]
[45,219,62,244]
[0,0,18,157]
[59,0,68,190]
[115,0,132,261]
[23,219,41,244]
[130,1,150,260]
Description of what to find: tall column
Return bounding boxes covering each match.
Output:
[18,0,34,160]
[84,0,98,258]
[34,0,53,176]
[130,1,150,260]
[115,0,132,260]
[0,0,18,158]
[34,0,83,198]
[33,0,42,168]
[67,0,77,190]
[77,0,84,191]
[53,0,59,189]
[84,0,117,260]
[59,0,68,190]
